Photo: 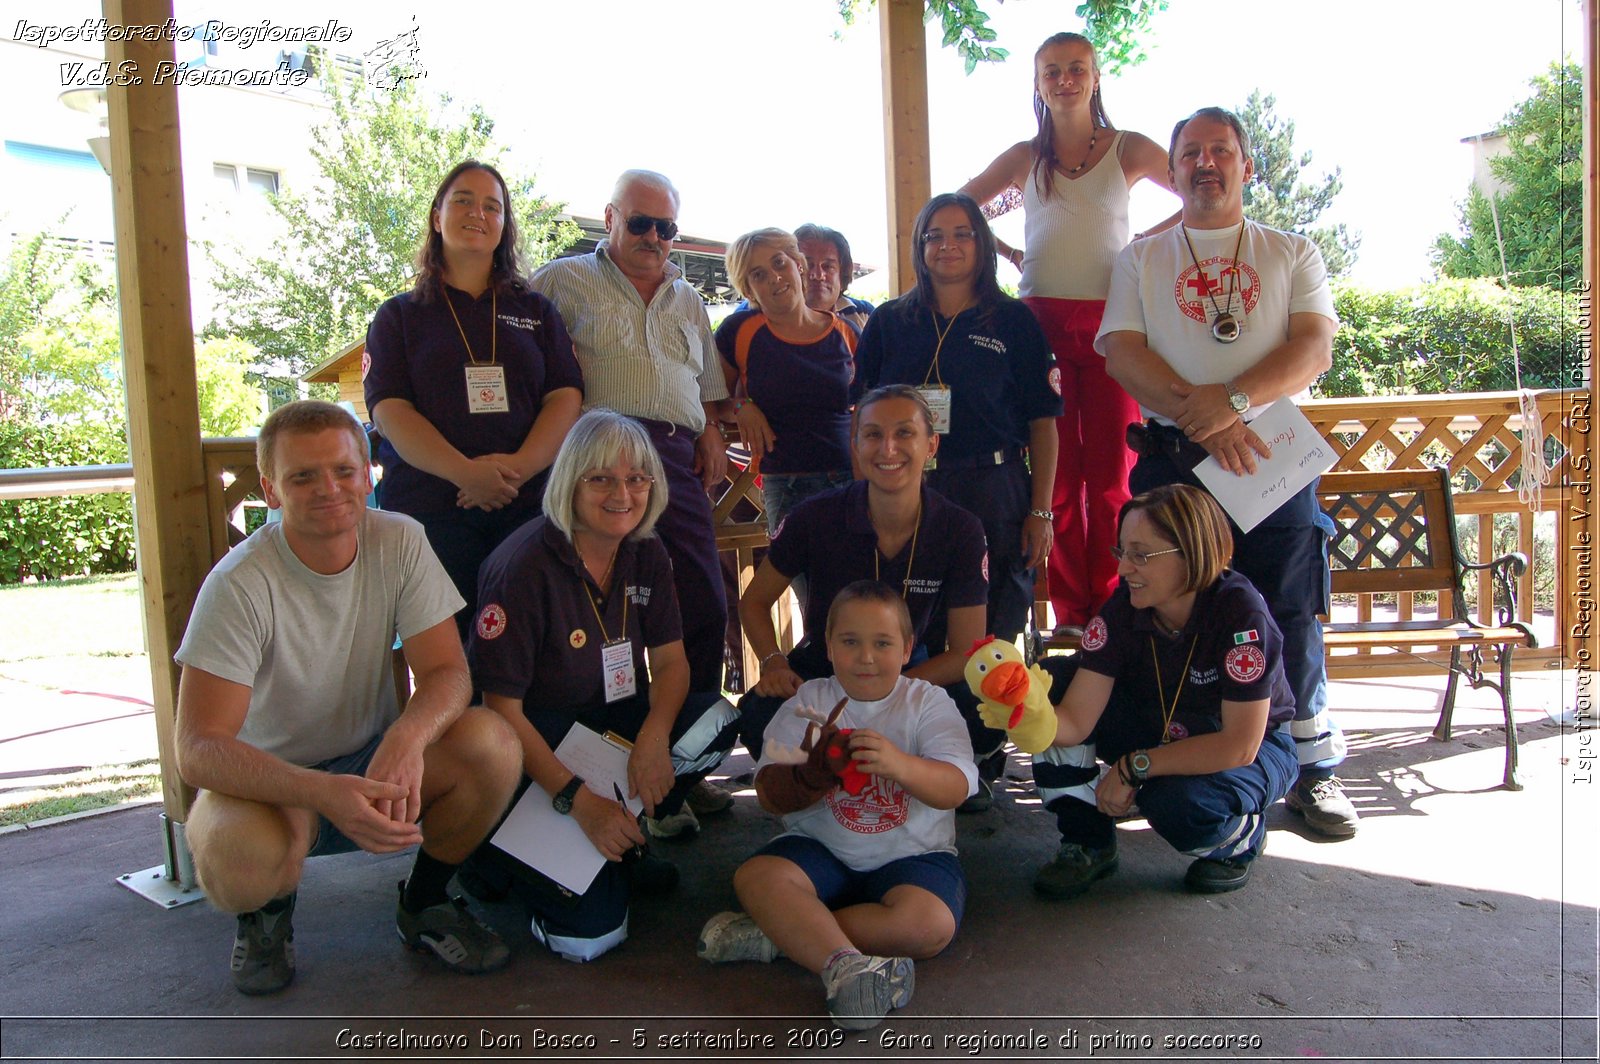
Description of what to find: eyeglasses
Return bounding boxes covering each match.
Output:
[1111,545,1183,566]
[580,473,655,493]
[920,228,977,247]
[620,212,679,241]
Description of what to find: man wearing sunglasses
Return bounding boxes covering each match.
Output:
[532,170,732,697]
[1093,107,1356,838]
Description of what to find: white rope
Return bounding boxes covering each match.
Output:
[1476,134,1549,512]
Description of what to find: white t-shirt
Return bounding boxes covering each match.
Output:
[1094,220,1336,422]
[174,510,463,766]
[755,675,977,872]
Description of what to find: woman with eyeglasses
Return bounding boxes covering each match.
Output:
[735,386,988,766]
[854,192,1062,803]
[365,160,584,641]
[1007,484,1297,898]
[718,227,859,533]
[461,409,738,962]
[961,32,1178,637]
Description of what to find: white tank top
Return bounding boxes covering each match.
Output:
[1019,129,1129,300]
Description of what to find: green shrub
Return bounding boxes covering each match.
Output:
[1323,278,1576,397]
[0,419,134,582]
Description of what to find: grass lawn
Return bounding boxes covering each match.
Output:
[0,573,154,825]
[0,572,145,663]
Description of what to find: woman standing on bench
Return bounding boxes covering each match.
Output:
[1008,484,1298,898]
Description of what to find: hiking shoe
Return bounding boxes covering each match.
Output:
[231,893,295,995]
[1185,855,1253,893]
[822,953,915,1030]
[685,778,735,816]
[696,911,779,964]
[1033,841,1119,900]
[395,883,510,974]
[623,844,680,896]
[956,776,992,815]
[1286,774,1360,837]
[645,804,699,839]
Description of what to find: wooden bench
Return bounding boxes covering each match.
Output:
[1029,467,1537,790]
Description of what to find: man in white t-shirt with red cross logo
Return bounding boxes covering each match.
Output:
[1095,106,1357,837]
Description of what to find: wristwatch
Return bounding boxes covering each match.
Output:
[1224,381,1251,415]
[1127,750,1153,785]
[552,775,584,815]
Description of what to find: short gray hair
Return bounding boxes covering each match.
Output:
[1168,106,1251,168]
[610,168,680,212]
[542,408,669,541]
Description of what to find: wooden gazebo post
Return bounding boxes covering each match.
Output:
[879,0,932,296]
[105,0,210,904]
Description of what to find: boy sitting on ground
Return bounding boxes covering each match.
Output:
[696,580,976,1029]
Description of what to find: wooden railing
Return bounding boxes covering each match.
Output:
[195,391,1580,682]
[1302,389,1574,675]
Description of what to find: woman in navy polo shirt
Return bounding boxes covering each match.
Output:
[1018,484,1298,899]
[854,192,1061,653]
[365,160,584,640]
[718,227,858,533]
[464,409,737,962]
[737,385,988,761]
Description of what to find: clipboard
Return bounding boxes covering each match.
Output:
[489,724,642,895]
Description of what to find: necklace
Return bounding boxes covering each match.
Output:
[443,285,497,365]
[1149,632,1200,744]
[1180,223,1247,344]
[872,500,922,601]
[1058,128,1098,176]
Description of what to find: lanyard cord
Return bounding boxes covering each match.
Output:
[444,287,498,366]
[872,500,922,601]
[1149,633,1200,743]
[1179,222,1246,327]
[922,306,967,388]
[581,549,626,643]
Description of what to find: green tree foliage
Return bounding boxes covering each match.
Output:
[1322,278,1575,398]
[0,234,260,582]
[1433,61,1583,290]
[1237,90,1360,277]
[205,73,579,379]
[837,1,1165,75]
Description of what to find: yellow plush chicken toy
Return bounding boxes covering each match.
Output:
[964,637,1058,755]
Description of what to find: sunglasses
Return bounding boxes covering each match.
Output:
[622,213,679,241]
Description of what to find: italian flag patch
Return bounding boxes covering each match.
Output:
[1233,630,1259,644]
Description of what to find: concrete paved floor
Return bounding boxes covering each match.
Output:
[0,669,1594,1063]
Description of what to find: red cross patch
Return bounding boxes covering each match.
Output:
[1048,366,1062,396]
[1081,615,1108,652]
[475,603,507,641]
[1225,644,1266,684]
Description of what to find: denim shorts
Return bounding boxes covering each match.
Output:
[304,732,385,857]
[757,833,966,930]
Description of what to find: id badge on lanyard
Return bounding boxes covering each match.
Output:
[917,385,952,435]
[465,364,509,413]
[601,638,637,703]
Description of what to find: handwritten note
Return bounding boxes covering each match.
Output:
[1193,398,1335,532]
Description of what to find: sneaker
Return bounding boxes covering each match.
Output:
[823,953,915,1031]
[623,844,680,896]
[395,883,511,974]
[956,777,993,815]
[1286,774,1360,837]
[1032,841,1119,900]
[685,778,735,816]
[696,911,779,964]
[1184,855,1253,893]
[230,893,295,995]
[645,804,699,839]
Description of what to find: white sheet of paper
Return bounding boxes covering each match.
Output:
[489,725,642,895]
[1193,398,1336,533]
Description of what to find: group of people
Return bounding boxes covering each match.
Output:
[172,30,1357,1031]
